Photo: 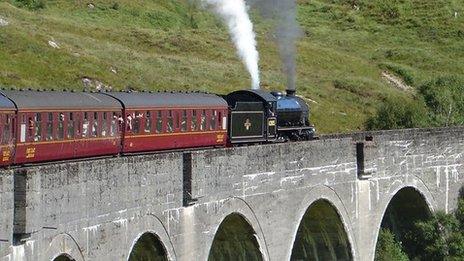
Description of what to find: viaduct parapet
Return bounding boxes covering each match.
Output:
[0,127,463,261]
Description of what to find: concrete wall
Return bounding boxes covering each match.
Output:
[0,127,462,261]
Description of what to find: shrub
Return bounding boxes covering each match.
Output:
[419,76,464,126]
[366,96,427,130]
[111,2,120,11]
[12,0,45,10]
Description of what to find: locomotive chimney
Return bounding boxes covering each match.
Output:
[286,89,296,96]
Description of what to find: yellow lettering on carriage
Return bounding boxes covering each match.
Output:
[2,150,10,162]
[216,134,224,143]
[26,147,36,159]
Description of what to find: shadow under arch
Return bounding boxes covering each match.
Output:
[290,198,353,261]
[128,232,169,261]
[208,212,264,261]
[375,185,433,259]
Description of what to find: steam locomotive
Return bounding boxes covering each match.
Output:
[0,88,314,167]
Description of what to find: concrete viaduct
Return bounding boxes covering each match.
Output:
[0,127,463,261]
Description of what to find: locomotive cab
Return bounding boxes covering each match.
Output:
[225,90,277,144]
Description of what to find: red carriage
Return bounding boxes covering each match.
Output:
[104,91,228,153]
[0,90,122,164]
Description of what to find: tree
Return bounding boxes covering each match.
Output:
[375,228,409,261]
[409,201,464,260]
[457,198,464,230]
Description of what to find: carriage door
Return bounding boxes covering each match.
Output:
[2,113,16,164]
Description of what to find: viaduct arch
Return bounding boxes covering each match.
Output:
[46,233,84,261]
[371,180,436,260]
[208,213,264,261]
[288,185,356,261]
[128,232,168,261]
[202,197,270,261]
[290,199,353,260]
[122,213,176,261]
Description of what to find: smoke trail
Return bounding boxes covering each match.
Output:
[203,0,260,89]
[249,0,300,91]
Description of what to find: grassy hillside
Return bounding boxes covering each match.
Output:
[0,0,463,133]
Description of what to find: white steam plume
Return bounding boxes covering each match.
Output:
[203,0,260,89]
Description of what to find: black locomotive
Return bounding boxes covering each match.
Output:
[225,89,315,144]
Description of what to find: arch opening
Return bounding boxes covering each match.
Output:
[376,187,431,259]
[208,213,264,261]
[128,232,168,261]
[290,199,352,261]
[53,254,75,261]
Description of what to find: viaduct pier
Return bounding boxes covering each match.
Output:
[0,127,463,260]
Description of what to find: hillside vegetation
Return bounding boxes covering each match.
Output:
[0,0,463,133]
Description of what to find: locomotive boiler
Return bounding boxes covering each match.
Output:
[272,89,315,141]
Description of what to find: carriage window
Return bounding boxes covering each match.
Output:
[56,113,64,140]
[28,116,33,140]
[181,110,187,132]
[132,111,140,134]
[167,111,173,133]
[34,113,42,141]
[218,112,223,130]
[156,111,162,133]
[83,112,89,138]
[67,112,74,139]
[200,110,206,131]
[144,111,151,133]
[46,113,53,141]
[210,110,217,130]
[173,111,179,130]
[222,111,227,130]
[101,112,108,137]
[110,112,118,137]
[191,110,197,131]
[2,115,11,144]
[126,113,132,132]
[92,112,98,137]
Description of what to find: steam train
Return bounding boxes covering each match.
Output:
[0,88,315,167]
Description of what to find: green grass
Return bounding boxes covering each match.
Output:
[0,0,463,133]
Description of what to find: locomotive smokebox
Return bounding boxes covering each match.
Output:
[286,89,296,97]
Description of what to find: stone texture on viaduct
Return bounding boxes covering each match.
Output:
[0,127,463,261]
